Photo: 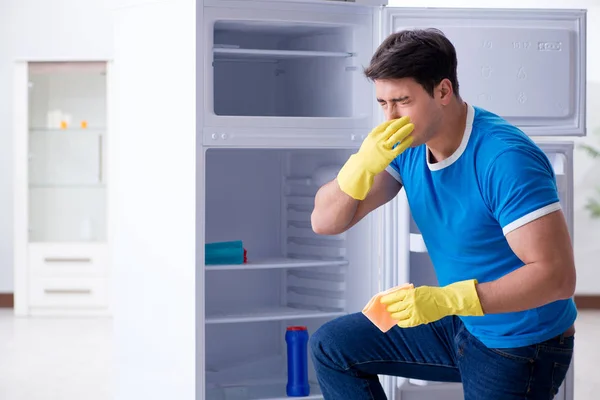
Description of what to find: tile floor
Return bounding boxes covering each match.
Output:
[0,309,597,400]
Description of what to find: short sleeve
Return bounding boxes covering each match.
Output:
[483,148,561,236]
[385,157,403,184]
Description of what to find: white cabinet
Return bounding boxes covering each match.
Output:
[13,61,111,317]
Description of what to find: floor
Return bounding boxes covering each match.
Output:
[0,310,597,400]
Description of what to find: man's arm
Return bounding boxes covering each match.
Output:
[475,146,576,314]
[476,209,576,314]
[311,170,402,235]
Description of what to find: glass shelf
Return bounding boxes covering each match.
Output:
[27,61,107,243]
[213,47,353,60]
[29,184,106,189]
[29,127,106,134]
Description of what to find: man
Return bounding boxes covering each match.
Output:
[309,29,577,400]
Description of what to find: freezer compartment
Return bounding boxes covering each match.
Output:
[205,319,328,400]
[212,21,353,118]
[202,5,374,137]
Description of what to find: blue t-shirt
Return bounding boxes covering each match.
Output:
[385,104,577,349]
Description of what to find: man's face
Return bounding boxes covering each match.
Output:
[374,78,443,147]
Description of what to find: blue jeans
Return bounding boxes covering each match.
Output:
[309,313,574,399]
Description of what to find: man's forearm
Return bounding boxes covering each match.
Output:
[311,180,359,235]
[476,261,576,314]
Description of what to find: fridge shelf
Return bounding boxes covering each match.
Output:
[206,306,345,324]
[213,47,353,61]
[206,354,323,400]
[205,257,348,271]
[207,383,323,400]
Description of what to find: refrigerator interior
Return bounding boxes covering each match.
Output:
[203,148,379,399]
[211,20,357,118]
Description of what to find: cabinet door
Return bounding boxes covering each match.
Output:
[381,8,586,136]
[25,62,109,243]
[202,2,375,147]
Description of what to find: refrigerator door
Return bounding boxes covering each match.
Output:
[110,2,197,399]
[383,141,575,400]
[535,141,575,400]
[380,7,586,137]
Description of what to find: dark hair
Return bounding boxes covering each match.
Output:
[364,28,459,97]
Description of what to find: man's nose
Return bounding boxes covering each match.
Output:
[386,109,401,121]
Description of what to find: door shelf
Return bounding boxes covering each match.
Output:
[213,47,353,60]
[206,306,346,324]
[409,233,427,253]
[205,258,348,272]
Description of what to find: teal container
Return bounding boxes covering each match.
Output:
[205,241,244,265]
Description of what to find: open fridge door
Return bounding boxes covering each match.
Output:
[535,141,576,400]
[374,7,584,399]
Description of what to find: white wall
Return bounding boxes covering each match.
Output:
[388,0,600,295]
[0,0,113,292]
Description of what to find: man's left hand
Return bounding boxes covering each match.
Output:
[380,279,485,328]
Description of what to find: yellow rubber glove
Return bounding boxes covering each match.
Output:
[337,117,414,200]
[380,279,484,328]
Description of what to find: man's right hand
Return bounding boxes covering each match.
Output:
[337,117,414,200]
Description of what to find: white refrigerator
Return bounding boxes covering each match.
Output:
[110,1,585,400]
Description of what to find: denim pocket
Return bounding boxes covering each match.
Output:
[539,335,575,355]
[489,345,537,363]
[551,361,571,396]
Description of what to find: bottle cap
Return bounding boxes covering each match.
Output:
[287,326,308,331]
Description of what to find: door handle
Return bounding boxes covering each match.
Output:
[44,289,92,295]
[44,257,92,263]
